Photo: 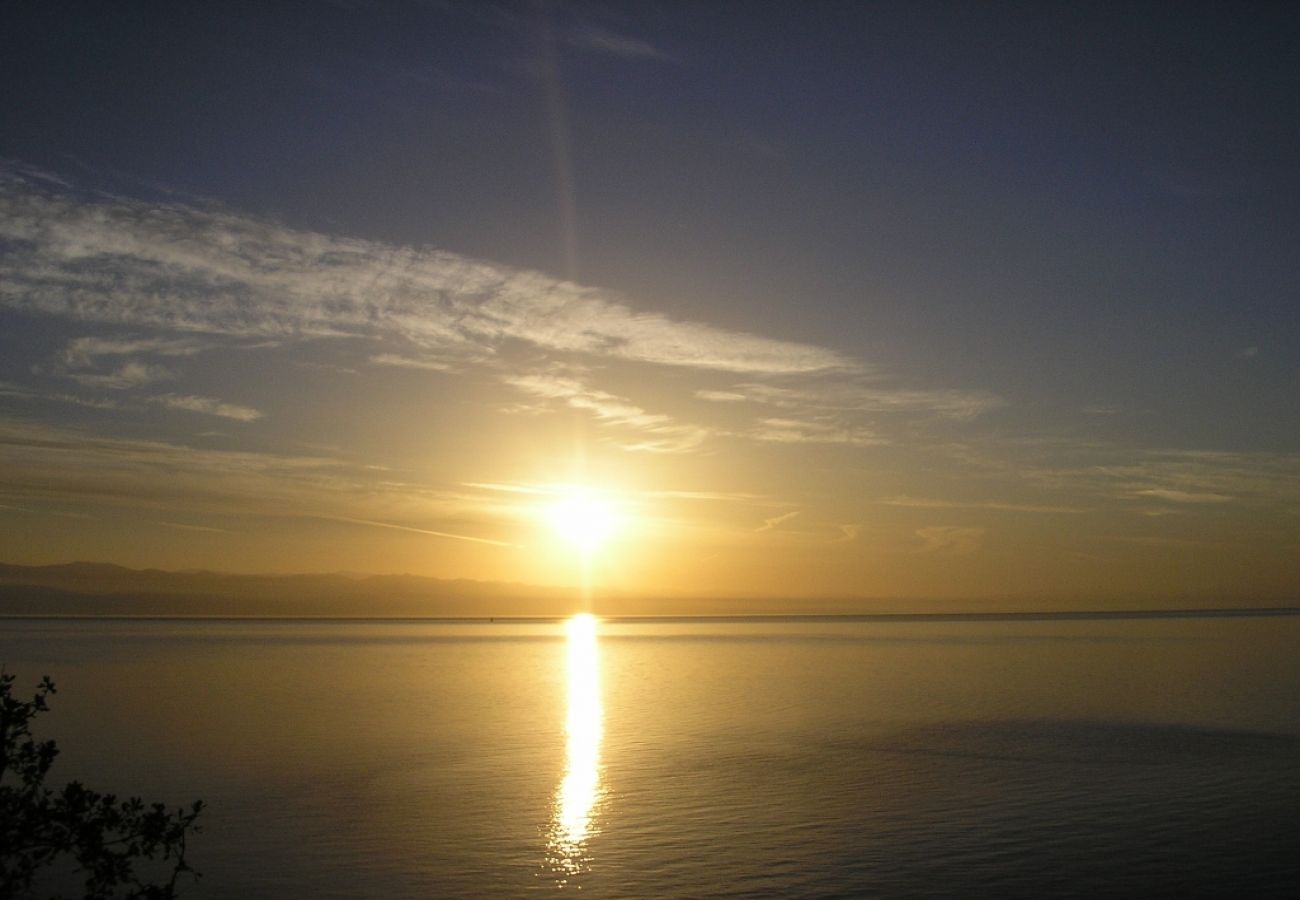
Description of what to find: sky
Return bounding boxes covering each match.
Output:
[0,1,1297,605]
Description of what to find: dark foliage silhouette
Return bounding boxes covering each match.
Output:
[0,673,203,899]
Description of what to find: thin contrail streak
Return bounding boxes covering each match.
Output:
[327,516,516,547]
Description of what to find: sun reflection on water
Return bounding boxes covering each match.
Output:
[546,612,604,880]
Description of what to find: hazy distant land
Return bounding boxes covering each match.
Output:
[1,562,1295,620]
[0,561,573,618]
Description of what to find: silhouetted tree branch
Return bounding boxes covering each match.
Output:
[1,673,203,899]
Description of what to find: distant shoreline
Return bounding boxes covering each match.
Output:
[5,563,1296,621]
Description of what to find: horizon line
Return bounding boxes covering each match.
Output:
[3,607,1299,624]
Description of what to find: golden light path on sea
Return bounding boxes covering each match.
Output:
[546,612,604,879]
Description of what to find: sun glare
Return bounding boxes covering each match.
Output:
[544,487,620,553]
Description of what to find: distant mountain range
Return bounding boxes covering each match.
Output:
[0,561,580,618]
[3,562,1295,619]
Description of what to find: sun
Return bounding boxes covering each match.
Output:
[544,486,621,554]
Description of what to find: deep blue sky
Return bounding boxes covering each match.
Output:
[1,2,1296,597]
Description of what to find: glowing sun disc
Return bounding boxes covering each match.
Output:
[545,490,619,552]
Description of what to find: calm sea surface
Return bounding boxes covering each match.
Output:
[3,614,1299,897]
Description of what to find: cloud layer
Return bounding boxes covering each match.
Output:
[0,167,849,375]
[2,164,1018,456]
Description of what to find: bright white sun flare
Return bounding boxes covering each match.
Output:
[545,488,620,553]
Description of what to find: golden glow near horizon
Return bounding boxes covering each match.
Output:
[546,613,604,879]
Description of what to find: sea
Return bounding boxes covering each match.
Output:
[3,613,1299,897]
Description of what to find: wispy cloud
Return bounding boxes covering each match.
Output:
[0,417,343,513]
[1131,488,1233,504]
[0,417,507,540]
[694,389,746,402]
[649,489,771,503]
[881,495,1083,514]
[159,520,229,533]
[506,373,709,452]
[0,166,848,375]
[755,510,800,532]
[1092,534,1209,548]
[1078,451,1300,509]
[697,380,1003,421]
[565,24,675,63]
[39,335,213,393]
[59,336,207,368]
[749,417,883,447]
[152,394,263,422]
[834,523,862,543]
[369,353,453,372]
[0,380,123,410]
[462,481,554,497]
[67,361,174,390]
[916,526,985,555]
[944,438,1300,513]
